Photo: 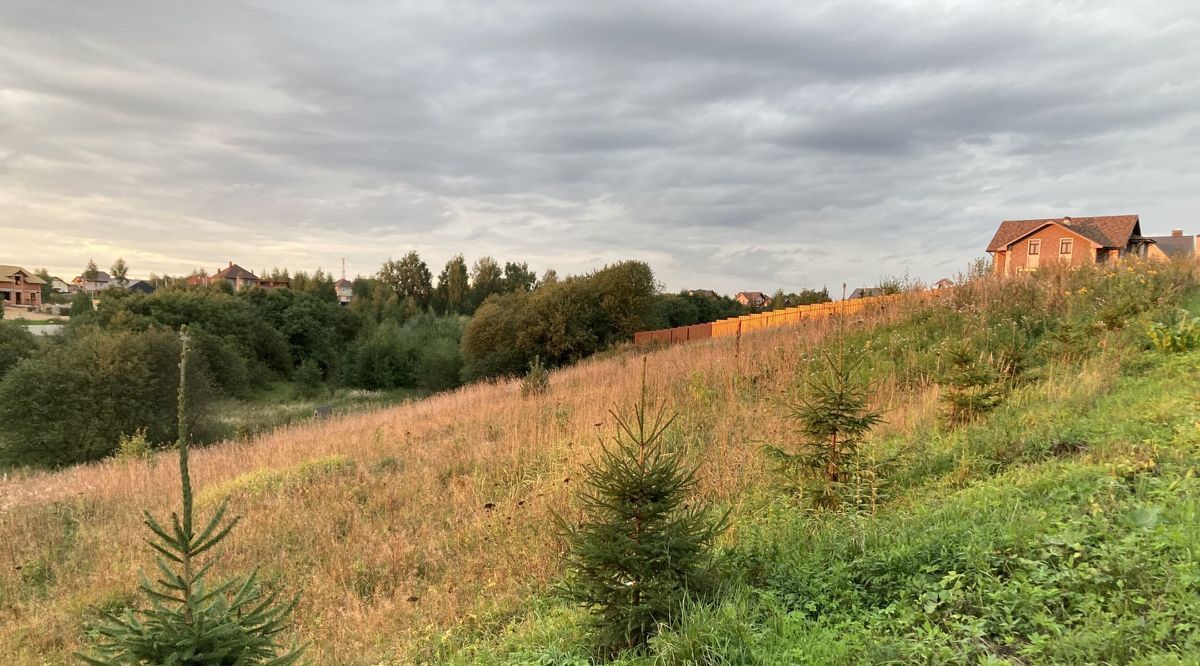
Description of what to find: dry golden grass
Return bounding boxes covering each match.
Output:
[0,298,936,664]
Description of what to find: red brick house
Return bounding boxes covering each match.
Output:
[987,215,1158,276]
[0,265,45,308]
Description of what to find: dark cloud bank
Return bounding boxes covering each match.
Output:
[2,1,1198,292]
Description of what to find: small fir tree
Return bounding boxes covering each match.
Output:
[520,355,551,397]
[939,342,1004,425]
[79,326,302,665]
[294,358,325,399]
[557,362,728,657]
[766,346,883,510]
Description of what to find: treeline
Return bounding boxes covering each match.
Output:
[0,257,648,467]
[1,251,826,468]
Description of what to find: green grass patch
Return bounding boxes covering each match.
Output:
[197,455,357,505]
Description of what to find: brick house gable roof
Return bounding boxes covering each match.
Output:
[987,215,1140,252]
[0,265,46,284]
[212,264,259,281]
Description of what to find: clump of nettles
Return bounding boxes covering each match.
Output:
[80,327,303,666]
[520,355,551,397]
[939,342,1005,425]
[766,346,884,511]
[557,364,728,657]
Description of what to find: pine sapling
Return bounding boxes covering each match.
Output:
[940,342,1004,425]
[766,346,883,510]
[520,355,551,397]
[557,361,728,657]
[79,326,303,665]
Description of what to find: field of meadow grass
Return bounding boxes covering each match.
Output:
[2,259,1199,664]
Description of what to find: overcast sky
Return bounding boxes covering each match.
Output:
[2,1,1199,293]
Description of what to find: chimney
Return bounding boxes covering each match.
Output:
[228,261,233,268]
[1061,216,1072,226]
[1172,228,1183,237]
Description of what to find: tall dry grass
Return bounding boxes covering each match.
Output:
[0,294,941,664]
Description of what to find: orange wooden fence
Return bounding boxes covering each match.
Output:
[634,291,936,346]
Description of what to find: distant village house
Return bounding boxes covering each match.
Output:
[987,214,1196,276]
[71,271,112,293]
[734,291,770,308]
[335,278,353,305]
[187,263,289,292]
[0,265,45,308]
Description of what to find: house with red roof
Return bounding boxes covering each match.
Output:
[986,214,1163,276]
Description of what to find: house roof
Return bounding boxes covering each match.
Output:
[735,291,767,300]
[1145,235,1195,259]
[125,280,156,292]
[987,215,1140,252]
[212,263,259,281]
[73,271,111,283]
[335,278,353,288]
[0,265,46,284]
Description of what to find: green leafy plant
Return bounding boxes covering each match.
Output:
[79,327,303,665]
[1146,309,1200,352]
[557,362,728,657]
[765,346,884,510]
[520,355,551,397]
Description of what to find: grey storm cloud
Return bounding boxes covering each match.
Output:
[1,0,1199,292]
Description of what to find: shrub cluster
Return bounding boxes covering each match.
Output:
[463,261,658,379]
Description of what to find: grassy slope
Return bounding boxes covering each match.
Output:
[1,276,1198,664]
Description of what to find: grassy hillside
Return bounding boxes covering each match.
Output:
[2,261,1198,664]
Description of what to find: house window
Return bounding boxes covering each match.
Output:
[1028,239,1040,255]
[1060,238,1073,255]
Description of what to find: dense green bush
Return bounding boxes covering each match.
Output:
[345,314,465,391]
[0,320,36,377]
[462,261,658,380]
[652,291,751,328]
[0,328,212,467]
